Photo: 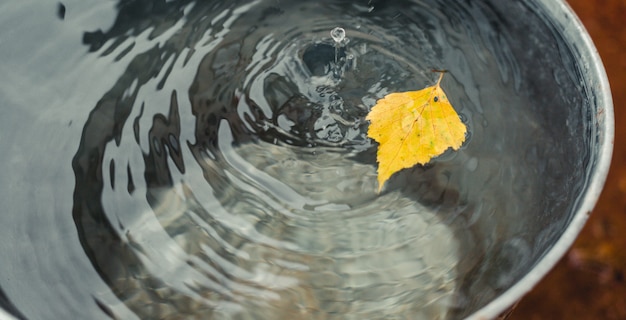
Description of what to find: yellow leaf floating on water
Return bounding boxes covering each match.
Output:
[366,72,467,193]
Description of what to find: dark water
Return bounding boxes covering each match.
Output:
[0,0,595,319]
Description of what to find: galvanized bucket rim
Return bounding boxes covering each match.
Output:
[0,309,11,320]
[466,0,614,318]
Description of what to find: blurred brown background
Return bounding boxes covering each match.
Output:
[510,1,626,319]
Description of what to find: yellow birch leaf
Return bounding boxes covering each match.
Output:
[366,72,467,193]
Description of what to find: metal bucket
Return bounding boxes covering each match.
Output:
[463,0,613,318]
[0,0,613,319]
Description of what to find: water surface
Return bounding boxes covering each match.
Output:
[0,0,593,319]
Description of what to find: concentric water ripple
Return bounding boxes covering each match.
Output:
[28,0,591,319]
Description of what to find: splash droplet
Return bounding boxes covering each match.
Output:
[330,27,346,44]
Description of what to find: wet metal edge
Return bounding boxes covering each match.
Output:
[466,0,615,318]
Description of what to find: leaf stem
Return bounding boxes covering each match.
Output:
[437,70,447,86]
[431,69,447,86]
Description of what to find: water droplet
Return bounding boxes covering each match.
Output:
[330,27,346,44]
